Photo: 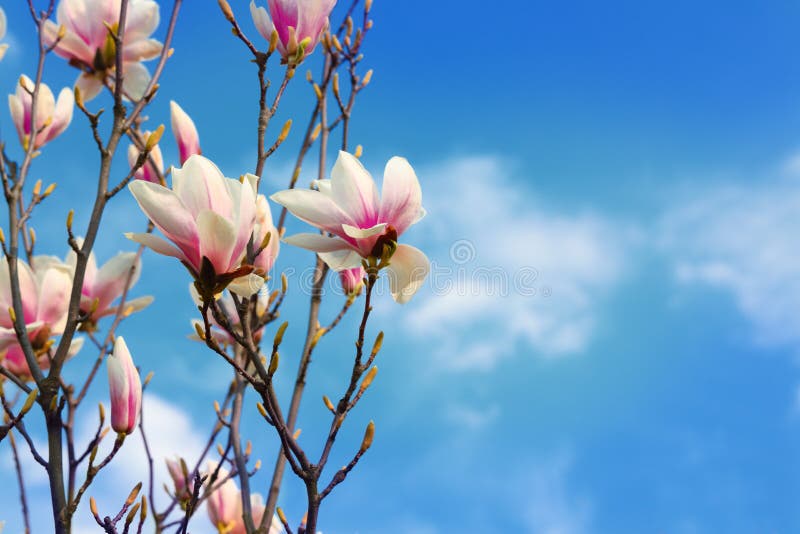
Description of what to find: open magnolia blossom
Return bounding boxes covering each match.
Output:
[250,0,336,63]
[189,285,271,347]
[62,240,153,327]
[0,256,83,380]
[205,465,241,532]
[127,155,264,298]
[0,7,8,61]
[230,494,283,534]
[43,0,163,101]
[8,75,74,151]
[170,100,201,165]
[128,131,164,183]
[107,336,142,435]
[271,151,430,303]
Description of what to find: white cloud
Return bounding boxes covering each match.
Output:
[404,156,635,371]
[661,173,800,347]
[523,452,592,534]
[444,402,500,431]
[73,394,211,532]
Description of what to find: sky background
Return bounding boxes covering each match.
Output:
[2,0,800,533]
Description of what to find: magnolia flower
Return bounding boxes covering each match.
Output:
[271,151,429,303]
[0,8,8,61]
[206,466,241,533]
[254,194,280,274]
[8,75,74,151]
[43,0,162,101]
[170,101,201,165]
[230,493,284,534]
[0,257,77,380]
[107,336,142,434]
[250,0,336,63]
[339,266,364,295]
[166,457,192,503]
[65,241,153,328]
[128,132,164,183]
[127,155,264,298]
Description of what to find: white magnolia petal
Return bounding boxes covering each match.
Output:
[313,178,332,197]
[342,222,387,239]
[76,73,104,102]
[270,189,353,233]
[330,151,379,226]
[128,180,197,248]
[379,156,423,236]
[385,244,429,304]
[125,232,187,263]
[172,155,232,217]
[283,233,352,252]
[228,273,265,297]
[196,210,237,274]
[250,0,276,41]
[121,62,152,101]
[318,249,363,271]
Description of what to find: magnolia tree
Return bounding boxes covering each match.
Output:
[0,0,429,532]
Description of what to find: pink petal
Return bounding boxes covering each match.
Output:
[128,180,199,262]
[385,244,429,304]
[171,155,231,218]
[270,189,354,235]
[331,151,380,227]
[379,156,423,236]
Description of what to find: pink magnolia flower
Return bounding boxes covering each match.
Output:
[254,194,280,274]
[43,0,163,101]
[170,101,201,165]
[339,266,365,295]
[205,466,241,532]
[230,493,284,534]
[0,256,79,380]
[271,151,429,303]
[8,75,74,151]
[127,132,164,183]
[166,457,192,503]
[0,8,8,61]
[126,155,264,298]
[250,0,336,62]
[107,336,142,435]
[64,242,153,327]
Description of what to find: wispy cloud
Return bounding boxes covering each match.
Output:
[403,155,636,371]
[661,163,800,348]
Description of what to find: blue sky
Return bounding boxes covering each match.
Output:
[3,1,800,533]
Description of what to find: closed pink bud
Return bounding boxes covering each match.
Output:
[107,336,142,435]
[170,101,201,165]
[250,0,336,62]
[339,266,364,295]
[128,132,164,184]
[166,457,192,502]
[8,75,74,150]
